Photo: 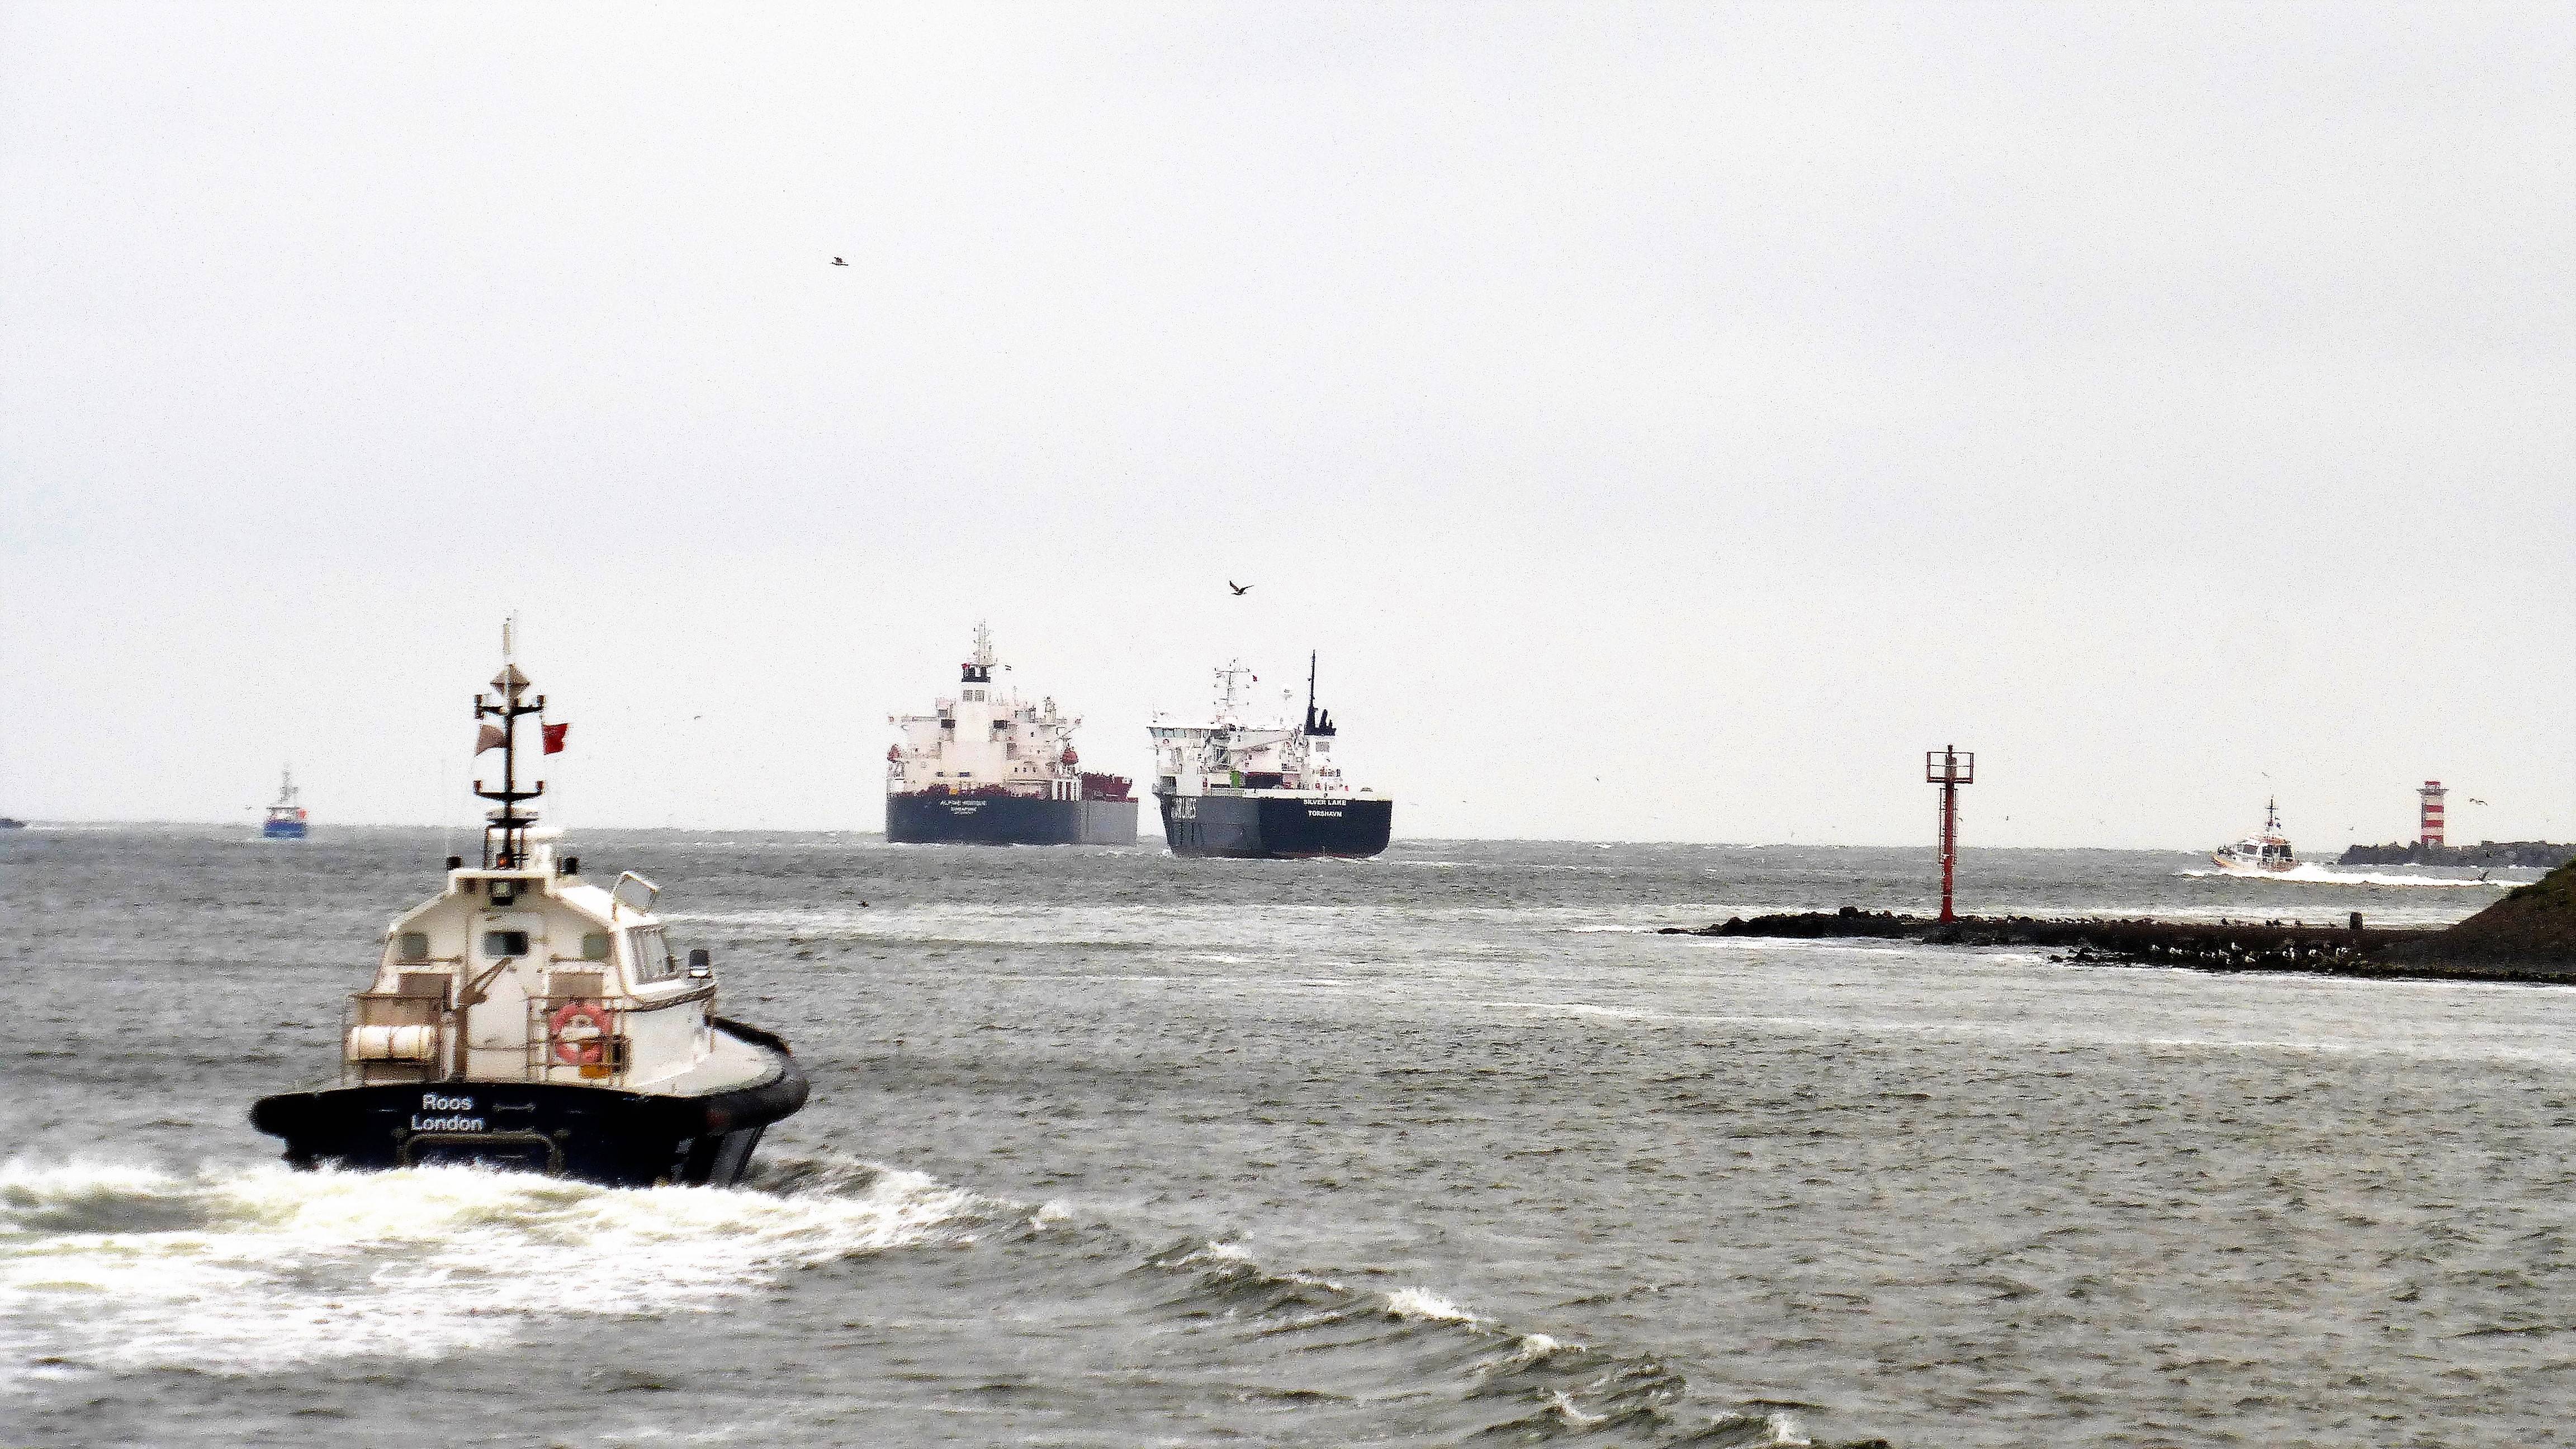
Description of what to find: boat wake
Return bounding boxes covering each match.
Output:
[4,1154,1862,1445]
[0,1156,974,1379]
[2177,863,2515,888]
[1131,1238,1827,1445]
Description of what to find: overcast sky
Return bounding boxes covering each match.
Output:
[3,2,2569,846]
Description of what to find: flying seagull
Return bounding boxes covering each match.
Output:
[1228,581,1252,595]
[831,257,849,267]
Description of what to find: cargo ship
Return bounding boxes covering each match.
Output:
[262,768,309,839]
[1150,653,1391,859]
[885,624,1138,845]
[250,633,806,1186]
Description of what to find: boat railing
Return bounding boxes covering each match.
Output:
[339,980,712,1087]
[523,988,712,1087]
[342,984,456,1086]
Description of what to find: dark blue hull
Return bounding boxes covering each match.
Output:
[1158,793,1393,859]
[249,1020,808,1188]
[886,793,1138,845]
[262,821,307,839]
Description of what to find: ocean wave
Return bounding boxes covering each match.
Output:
[0,1154,974,1380]
[1385,1285,1488,1324]
[2176,863,2516,888]
[1138,1237,1831,1445]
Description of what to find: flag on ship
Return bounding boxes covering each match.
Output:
[543,722,570,754]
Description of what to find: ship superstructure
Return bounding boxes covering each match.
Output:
[262,768,309,839]
[1150,654,1391,859]
[251,628,806,1186]
[884,623,1137,845]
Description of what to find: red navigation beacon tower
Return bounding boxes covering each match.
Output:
[1926,746,1975,922]
[2418,780,2447,849]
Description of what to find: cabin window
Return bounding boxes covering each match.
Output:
[581,932,611,961]
[482,930,531,958]
[397,931,430,962]
[627,925,677,982]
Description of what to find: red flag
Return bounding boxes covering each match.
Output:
[542,722,570,754]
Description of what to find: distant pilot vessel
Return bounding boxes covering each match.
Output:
[250,633,807,1186]
[1151,653,1391,859]
[262,768,309,839]
[2211,797,2297,875]
[884,623,1138,845]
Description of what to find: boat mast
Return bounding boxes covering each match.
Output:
[473,618,546,868]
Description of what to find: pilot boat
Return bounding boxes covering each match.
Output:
[251,638,808,1187]
[2210,797,2298,875]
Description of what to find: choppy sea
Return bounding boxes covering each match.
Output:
[4,828,2566,1447]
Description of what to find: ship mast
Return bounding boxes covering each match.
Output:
[472,618,546,868]
[1299,651,1335,737]
[1213,660,1252,722]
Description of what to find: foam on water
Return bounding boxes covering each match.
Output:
[2175,863,2518,888]
[1384,1286,1485,1324]
[0,1157,972,1380]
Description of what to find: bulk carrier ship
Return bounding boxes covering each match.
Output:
[1150,654,1391,859]
[885,624,1138,845]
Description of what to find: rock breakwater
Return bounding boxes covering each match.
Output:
[1659,907,2576,983]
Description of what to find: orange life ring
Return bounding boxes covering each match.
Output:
[548,999,616,1066]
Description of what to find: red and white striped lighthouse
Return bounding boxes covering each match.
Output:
[2418,780,2447,847]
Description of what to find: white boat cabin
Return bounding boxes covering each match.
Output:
[344,839,736,1092]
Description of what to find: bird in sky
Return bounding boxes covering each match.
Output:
[1228,581,1252,595]
[2469,797,2490,806]
[831,257,849,267]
